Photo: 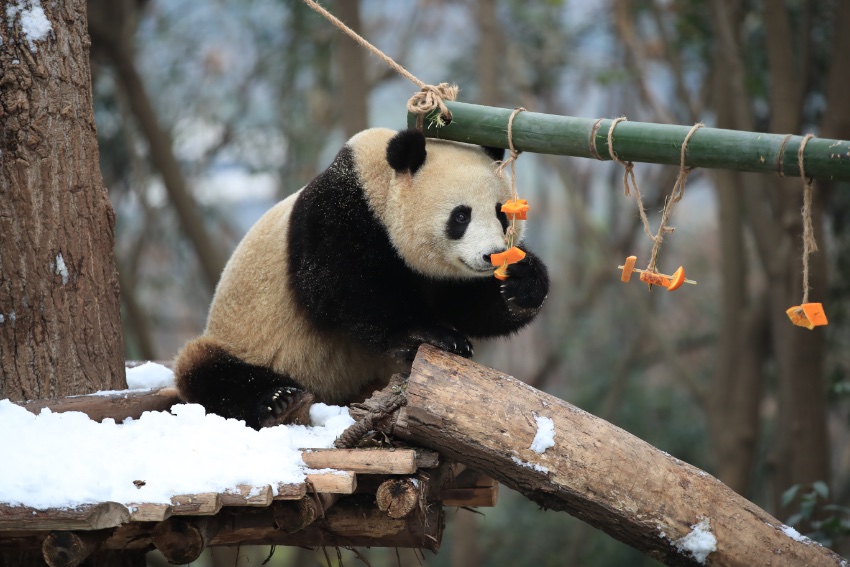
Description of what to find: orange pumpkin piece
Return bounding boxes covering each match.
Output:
[493,265,510,280]
[639,271,671,288]
[666,267,686,291]
[501,199,529,220]
[620,255,637,282]
[786,303,828,329]
[490,246,526,267]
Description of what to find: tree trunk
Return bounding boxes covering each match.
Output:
[705,8,767,495]
[0,1,140,564]
[335,0,368,138]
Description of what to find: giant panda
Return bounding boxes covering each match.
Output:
[174,128,549,429]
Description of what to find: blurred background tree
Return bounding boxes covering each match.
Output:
[85,0,850,565]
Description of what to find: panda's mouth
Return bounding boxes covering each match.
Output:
[459,258,493,274]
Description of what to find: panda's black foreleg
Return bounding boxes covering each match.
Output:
[388,326,474,362]
[174,338,314,430]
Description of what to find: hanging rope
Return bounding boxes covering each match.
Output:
[497,107,526,249]
[609,119,703,275]
[303,0,458,126]
[798,133,817,304]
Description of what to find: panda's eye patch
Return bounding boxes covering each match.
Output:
[496,203,509,233]
[446,205,472,240]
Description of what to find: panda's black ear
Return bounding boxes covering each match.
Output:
[482,146,505,162]
[387,129,427,175]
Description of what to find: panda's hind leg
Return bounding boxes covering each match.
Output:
[174,338,314,429]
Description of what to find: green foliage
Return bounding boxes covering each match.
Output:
[783,482,850,548]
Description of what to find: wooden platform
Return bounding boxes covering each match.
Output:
[0,447,497,566]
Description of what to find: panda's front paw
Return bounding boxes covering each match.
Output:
[501,252,550,310]
[259,385,314,428]
[391,328,473,362]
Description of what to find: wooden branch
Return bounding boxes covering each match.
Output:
[41,530,110,567]
[151,517,219,565]
[362,345,845,566]
[441,469,499,508]
[16,387,180,423]
[301,448,416,474]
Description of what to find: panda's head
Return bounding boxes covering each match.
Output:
[353,129,520,280]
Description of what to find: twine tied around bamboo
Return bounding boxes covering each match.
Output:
[303,0,457,127]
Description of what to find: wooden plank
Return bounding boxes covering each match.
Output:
[305,471,356,494]
[128,503,172,522]
[220,485,273,507]
[169,493,221,516]
[301,448,416,474]
[274,483,307,500]
[0,502,129,532]
[16,387,180,423]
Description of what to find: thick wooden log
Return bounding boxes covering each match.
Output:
[273,494,340,533]
[41,530,109,567]
[17,387,180,423]
[301,448,417,474]
[441,469,499,507]
[210,495,443,550]
[0,503,129,532]
[151,517,219,565]
[376,478,419,519]
[373,345,845,566]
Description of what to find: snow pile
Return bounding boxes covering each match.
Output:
[0,399,353,509]
[673,518,717,564]
[780,524,814,544]
[126,362,175,390]
[5,0,52,52]
[529,414,555,454]
[53,253,69,285]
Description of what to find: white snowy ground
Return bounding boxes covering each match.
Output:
[0,363,353,509]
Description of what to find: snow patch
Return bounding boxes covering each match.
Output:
[0,399,353,509]
[780,524,815,544]
[529,414,555,454]
[6,0,52,52]
[673,518,717,564]
[54,253,69,285]
[0,314,4,324]
[511,455,549,474]
[125,362,175,390]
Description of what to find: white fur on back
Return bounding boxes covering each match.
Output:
[204,190,401,404]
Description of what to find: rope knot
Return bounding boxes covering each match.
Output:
[407,83,459,125]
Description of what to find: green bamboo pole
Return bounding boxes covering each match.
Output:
[407,102,850,183]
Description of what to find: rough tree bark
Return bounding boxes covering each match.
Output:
[0,1,139,565]
[358,346,846,566]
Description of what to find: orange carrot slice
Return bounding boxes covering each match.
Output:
[666,266,686,291]
[501,199,529,220]
[490,247,526,267]
[786,303,828,329]
[621,255,637,282]
[786,306,814,329]
[639,271,671,288]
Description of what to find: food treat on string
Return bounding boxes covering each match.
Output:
[618,255,696,292]
[787,134,829,329]
[493,108,528,281]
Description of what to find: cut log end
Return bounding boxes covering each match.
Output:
[376,478,420,519]
[151,517,219,565]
